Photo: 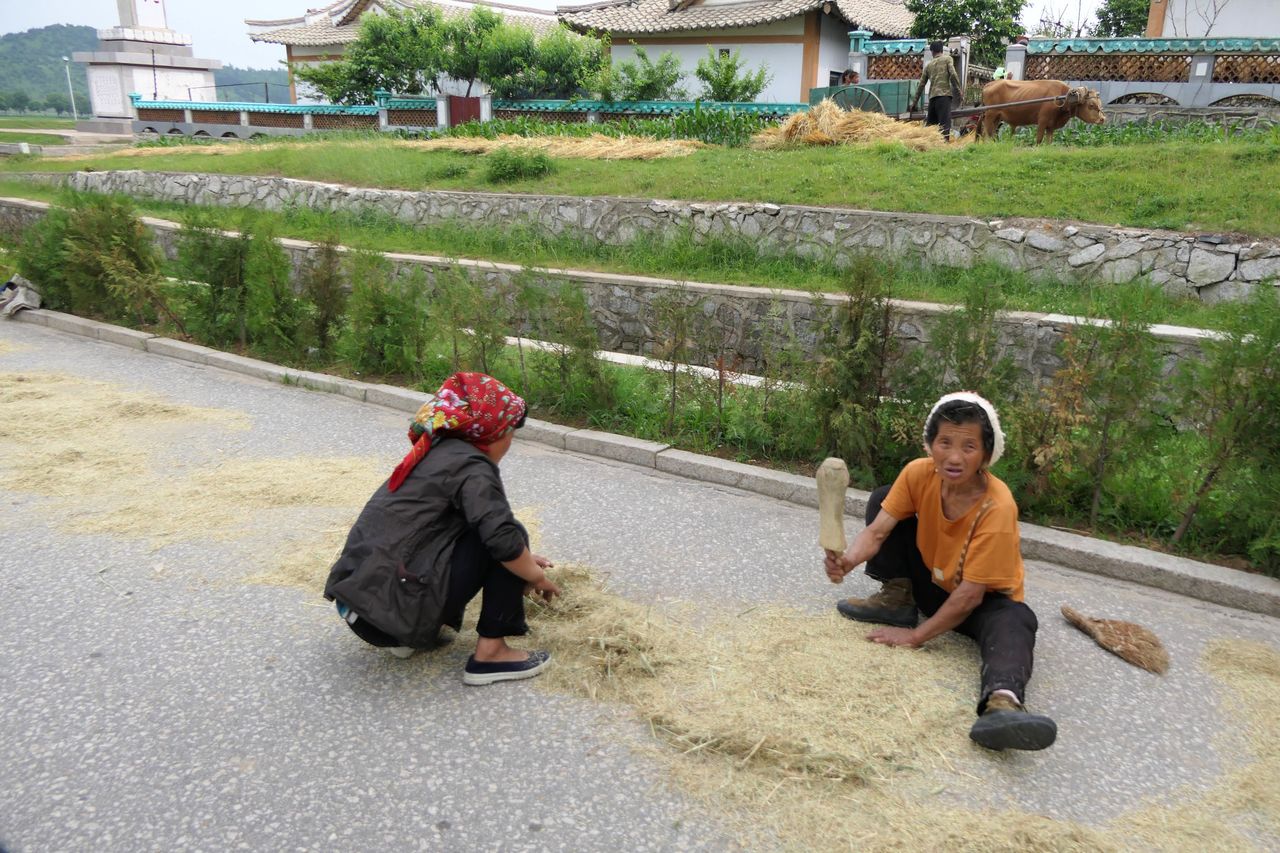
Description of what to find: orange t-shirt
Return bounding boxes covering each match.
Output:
[879,457,1025,601]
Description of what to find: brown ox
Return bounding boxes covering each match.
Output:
[979,79,1105,144]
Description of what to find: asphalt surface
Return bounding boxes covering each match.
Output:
[3,320,1279,851]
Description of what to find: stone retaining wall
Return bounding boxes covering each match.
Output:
[14,170,1280,304]
[0,195,1214,386]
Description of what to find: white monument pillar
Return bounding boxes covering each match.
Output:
[72,0,222,134]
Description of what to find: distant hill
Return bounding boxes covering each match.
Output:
[0,24,290,114]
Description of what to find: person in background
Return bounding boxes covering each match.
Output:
[840,69,861,86]
[909,40,964,140]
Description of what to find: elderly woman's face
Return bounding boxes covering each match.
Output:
[483,431,515,464]
[929,420,988,486]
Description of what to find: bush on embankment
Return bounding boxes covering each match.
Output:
[9,192,1280,573]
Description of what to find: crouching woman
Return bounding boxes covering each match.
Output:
[823,392,1057,751]
[325,372,561,685]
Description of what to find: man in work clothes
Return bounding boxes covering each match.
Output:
[910,40,964,140]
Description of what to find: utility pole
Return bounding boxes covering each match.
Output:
[62,56,79,120]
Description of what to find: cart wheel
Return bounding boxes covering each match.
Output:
[831,86,886,114]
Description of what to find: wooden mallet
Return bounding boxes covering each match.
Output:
[817,457,850,581]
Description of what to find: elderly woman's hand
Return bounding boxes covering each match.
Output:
[526,575,561,602]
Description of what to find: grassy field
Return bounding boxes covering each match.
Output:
[5,132,1280,236]
[0,178,1241,331]
[0,131,67,146]
[0,116,75,130]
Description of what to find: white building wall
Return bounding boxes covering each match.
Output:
[817,14,853,87]
[609,42,805,103]
[1163,0,1280,37]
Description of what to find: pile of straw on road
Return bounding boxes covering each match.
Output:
[404,134,706,160]
[752,99,955,151]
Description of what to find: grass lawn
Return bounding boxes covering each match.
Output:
[0,131,68,146]
[0,116,75,130]
[0,178,1243,331]
[5,133,1280,236]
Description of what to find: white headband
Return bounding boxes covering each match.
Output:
[923,392,1005,468]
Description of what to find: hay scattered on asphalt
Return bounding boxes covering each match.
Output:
[405,134,706,160]
[0,371,382,553]
[753,99,957,151]
[1110,639,1280,850]
[0,340,26,354]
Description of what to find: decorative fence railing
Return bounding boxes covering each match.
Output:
[1004,37,1280,107]
[127,92,805,139]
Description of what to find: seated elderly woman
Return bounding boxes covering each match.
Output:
[325,372,561,685]
[824,392,1057,751]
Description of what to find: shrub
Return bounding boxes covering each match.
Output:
[16,194,167,324]
[243,219,307,359]
[176,210,252,347]
[694,47,771,102]
[485,146,554,183]
[609,45,686,101]
[298,237,347,354]
[335,251,431,378]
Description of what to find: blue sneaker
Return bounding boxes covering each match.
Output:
[462,650,551,686]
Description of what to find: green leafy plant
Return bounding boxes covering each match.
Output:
[1171,286,1280,545]
[530,282,608,415]
[298,236,348,354]
[694,47,771,103]
[293,7,445,104]
[175,210,252,347]
[484,146,554,183]
[336,250,431,378]
[243,219,306,359]
[652,284,707,435]
[906,0,1022,67]
[610,45,686,101]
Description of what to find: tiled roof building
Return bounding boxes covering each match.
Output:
[558,0,911,38]
[556,0,914,102]
[247,0,562,101]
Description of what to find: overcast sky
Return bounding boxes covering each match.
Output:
[2,0,1105,70]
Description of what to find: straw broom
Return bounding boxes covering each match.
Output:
[1061,605,1170,674]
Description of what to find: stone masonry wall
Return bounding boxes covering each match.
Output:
[14,170,1280,304]
[0,195,1214,387]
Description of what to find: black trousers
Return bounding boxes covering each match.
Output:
[925,95,953,139]
[864,485,1038,713]
[347,529,528,647]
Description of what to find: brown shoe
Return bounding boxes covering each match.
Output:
[969,693,1057,751]
[836,578,918,628]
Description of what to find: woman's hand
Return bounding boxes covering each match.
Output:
[824,549,848,583]
[866,626,921,648]
[533,554,554,570]
[525,575,561,602]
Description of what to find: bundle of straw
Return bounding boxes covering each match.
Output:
[1062,605,1170,674]
[752,98,954,151]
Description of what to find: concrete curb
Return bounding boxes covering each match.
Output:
[10,308,1280,619]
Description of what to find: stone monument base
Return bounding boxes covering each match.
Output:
[75,118,135,135]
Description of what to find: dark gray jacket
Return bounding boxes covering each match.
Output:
[324,438,527,647]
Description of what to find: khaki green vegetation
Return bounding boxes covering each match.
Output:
[6,132,1280,235]
[8,193,1279,573]
[0,132,67,146]
[0,117,76,130]
[0,182,1244,331]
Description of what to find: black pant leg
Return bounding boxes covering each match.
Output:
[957,596,1039,713]
[862,485,948,616]
[931,96,953,138]
[442,529,529,640]
[925,97,940,126]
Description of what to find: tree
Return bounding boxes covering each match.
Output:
[906,0,1025,68]
[609,45,686,101]
[9,90,31,113]
[528,27,608,100]
[440,6,504,96]
[1092,0,1151,36]
[43,92,71,115]
[293,7,445,105]
[476,22,539,99]
[694,47,771,102]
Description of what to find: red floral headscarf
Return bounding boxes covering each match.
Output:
[387,372,527,492]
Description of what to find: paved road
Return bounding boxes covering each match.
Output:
[2,320,1278,851]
